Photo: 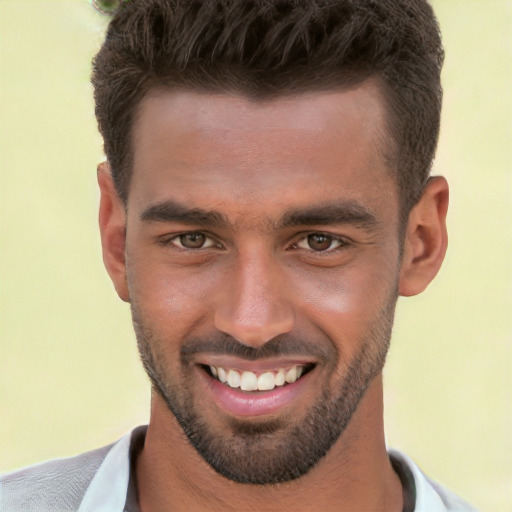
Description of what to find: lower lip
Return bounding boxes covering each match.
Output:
[198,367,314,417]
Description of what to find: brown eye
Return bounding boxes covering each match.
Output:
[179,232,206,249]
[295,233,345,252]
[162,232,220,250]
[307,234,334,251]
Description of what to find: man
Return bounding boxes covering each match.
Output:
[0,0,478,510]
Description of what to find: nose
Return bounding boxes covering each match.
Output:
[213,248,295,348]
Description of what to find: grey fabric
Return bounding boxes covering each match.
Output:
[0,443,113,512]
[390,452,416,512]
[123,425,147,512]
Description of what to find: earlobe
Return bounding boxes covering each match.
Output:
[97,162,130,302]
[398,176,449,297]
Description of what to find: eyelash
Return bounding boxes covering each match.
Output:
[159,231,351,254]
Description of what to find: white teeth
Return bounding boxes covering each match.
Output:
[240,371,258,391]
[217,367,227,383]
[285,366,298,383]
[274,369,286,386]
[210,364,308,390]
[227,369,241,388]
[257,371,275,391]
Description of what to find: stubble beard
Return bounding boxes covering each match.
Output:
[131,298,396,485]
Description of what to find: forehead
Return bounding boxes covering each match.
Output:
[129,83,397,221]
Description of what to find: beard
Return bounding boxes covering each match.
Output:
[131,296,396,485]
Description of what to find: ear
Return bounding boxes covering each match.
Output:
[398,176,449,297]
[97,162,130,302]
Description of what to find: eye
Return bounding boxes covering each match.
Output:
[295,233,347,252]
[163,232,220,250]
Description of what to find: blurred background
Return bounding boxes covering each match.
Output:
[1,1,510,510]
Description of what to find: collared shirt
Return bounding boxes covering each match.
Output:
[0,426,478,512]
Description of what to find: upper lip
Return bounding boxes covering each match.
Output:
[195,355,317,373]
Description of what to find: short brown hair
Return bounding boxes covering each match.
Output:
[92,0,444,213]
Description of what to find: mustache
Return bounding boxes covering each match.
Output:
[180,332,333,362]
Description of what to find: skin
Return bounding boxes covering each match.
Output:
[98,81,448,511]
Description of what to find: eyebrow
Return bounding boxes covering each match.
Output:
[140,199,378,231]
[140,200,229,228]
[279,201,378,231]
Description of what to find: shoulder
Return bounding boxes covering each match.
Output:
[388,449,479,512]
[0,442,113,512]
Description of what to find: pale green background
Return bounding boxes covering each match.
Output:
[1,1,510,511]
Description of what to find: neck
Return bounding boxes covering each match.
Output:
[136,376,403,512]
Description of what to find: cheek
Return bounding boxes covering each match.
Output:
[127,255,223,334]
[294,257,397,314]
[291,256,399,356]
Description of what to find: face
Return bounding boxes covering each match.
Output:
[122,83,403,484]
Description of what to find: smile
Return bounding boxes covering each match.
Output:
[205,364,313,392]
